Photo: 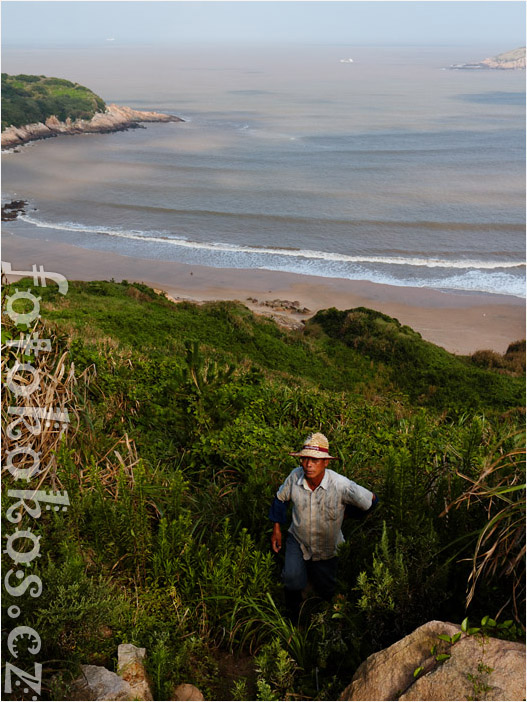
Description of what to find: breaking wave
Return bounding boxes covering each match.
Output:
[17,214,526,298]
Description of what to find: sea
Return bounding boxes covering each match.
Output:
[2,44,525,298]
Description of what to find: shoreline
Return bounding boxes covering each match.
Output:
[1,103,183,150]
[3,230,525,356]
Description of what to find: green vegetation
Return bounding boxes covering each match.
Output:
[310,307,524,408]
[1,73,106,130]
[2,279,525,700]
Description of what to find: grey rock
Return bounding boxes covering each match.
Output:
[117,643,147,668]
[71,665,134,701]
[400,633,526,701]
[340,620,526,701]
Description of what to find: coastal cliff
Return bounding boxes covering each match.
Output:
[450,46,526,70]
[481,46,526,69]
[1,103,183,149]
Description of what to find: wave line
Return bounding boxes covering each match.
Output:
[18,214,526,271]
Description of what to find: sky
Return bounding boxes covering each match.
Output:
[1,1,525,49]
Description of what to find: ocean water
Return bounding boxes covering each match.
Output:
[2,45,525,297]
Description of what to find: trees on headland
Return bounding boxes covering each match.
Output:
[1,73,106,130]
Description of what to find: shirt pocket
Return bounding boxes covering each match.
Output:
[325,496,341,521]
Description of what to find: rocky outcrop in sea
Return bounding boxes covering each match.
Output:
[450,46,526,70]
[1,200,27,221]
[1,103,183,150]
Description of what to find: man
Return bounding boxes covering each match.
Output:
[269,432,378,622]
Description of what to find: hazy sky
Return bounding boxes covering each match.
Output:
[2,1,525,49]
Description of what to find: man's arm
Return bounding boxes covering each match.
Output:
[271,522,282,553]
[268,496,288,553]
[344,492,379,520]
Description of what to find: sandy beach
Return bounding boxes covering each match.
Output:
[3,230,524,356]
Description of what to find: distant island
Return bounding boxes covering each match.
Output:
[1,73,183,149]
[450,46,526,70]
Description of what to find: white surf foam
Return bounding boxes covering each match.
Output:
[18,214,524,272]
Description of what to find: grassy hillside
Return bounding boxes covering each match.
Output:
[16,279,525,411]
[309,306,524,408]
[1,73,106,130]
[2,279,524,700]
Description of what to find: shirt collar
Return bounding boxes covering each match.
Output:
[297,467,330,490]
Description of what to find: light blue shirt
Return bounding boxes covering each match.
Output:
[276,466,374,560]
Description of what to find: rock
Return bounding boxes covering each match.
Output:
[171,682,205,701]
[340,621,459,701]
[243,296,310,316]
[117,643,153,701]
[70,665,134,701]
[1,103,184,149]
[400,634,526,701]
[70,644,154,701]
[2,200,27,221]
[261,298,311,314]
[339,620,526,701]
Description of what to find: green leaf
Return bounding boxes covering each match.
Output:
[481,615,489,626]
[461,617,469,632]
[438,634,452,643]
[413,666,424,678]
[486,618,497,627]
[435,654,451,663]
[451,632,462,644]
[467,627,481,636]
[499,620,513,629]
[430,645,437,655]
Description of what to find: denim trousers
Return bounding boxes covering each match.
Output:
[282,532,338,600]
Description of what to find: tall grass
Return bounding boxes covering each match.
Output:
[2,279,524,699]
[444,432,526,620]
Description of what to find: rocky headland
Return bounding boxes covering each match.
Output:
[1,103,183,150]
[450,46,526,70]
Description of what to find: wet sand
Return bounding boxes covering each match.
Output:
[2,230,525,355]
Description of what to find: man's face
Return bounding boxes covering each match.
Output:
[301,456,330,483]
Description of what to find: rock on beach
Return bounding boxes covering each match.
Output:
[1,200,27,221]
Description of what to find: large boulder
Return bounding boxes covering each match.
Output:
[340,620,526,701]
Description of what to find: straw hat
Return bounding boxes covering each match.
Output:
[289,432,338,460]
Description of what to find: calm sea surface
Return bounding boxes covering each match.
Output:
[2,45,525,297]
